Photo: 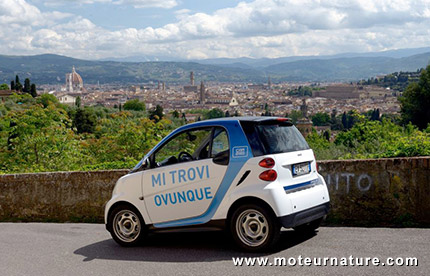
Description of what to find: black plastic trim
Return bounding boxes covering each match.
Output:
[236,170,251,186]
[279,202,330,228]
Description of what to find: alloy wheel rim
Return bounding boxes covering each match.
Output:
[113,210,141,243]
[236,209,269,247]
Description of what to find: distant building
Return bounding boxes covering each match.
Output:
[200,81,205,104]
[65,66,83,93]
[296,118,313,137]
[300,98,308,117]
[248,84,266,90]
[184,85,198,93]
[190,71,195,86]
[313,84,361,99]
[0,90,14,102]
[57,94,77,105]
[229,92,239,106]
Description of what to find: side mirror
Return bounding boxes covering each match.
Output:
[213,150,229,166]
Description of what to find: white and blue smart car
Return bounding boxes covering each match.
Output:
[105,117,330,251]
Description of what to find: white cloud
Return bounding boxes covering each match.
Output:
[113,0,177,9]
[41,0,177,9]
[1,0,430,59]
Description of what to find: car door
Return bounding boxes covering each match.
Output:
[142,127,230,224]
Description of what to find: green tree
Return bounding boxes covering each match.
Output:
[149,105,164,122]
[399,65,430,129]
[342,112,348,129]
[123,99,145,111]
[73,108,97,134]
[0,83,9,90]
[205,108,224,119]
[10,80,15,90]
[23,78,31,93]
[0,103,85,173]
[171,110,179,118]
[30,84,37,98]
[14,75,22,91]
[289,110,303,124]
[75,96,81,108]
[36,94,59,108]
[311,112,330,126]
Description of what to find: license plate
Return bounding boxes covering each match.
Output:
[292,162,310,176]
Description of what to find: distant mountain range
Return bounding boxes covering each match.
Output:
[0,47,429,85]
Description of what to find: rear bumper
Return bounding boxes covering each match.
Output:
[279,202,330,228]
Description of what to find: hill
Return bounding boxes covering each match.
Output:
[0,50,429,84]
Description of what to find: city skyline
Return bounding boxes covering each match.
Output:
[1,0,430,60]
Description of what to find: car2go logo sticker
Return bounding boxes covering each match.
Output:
[232,146,248,158]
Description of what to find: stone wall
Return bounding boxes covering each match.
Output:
[318,157,430,226]
[0,170,128,222]
[0,157,429,226]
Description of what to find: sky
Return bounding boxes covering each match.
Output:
[1,0,430,60]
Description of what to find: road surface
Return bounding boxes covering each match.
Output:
[0,223,428,275]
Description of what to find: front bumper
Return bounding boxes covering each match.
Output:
[279,202,330,228]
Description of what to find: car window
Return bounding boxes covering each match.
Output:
[256,124,309,154]
[154,127,212,167]
[211,128,229,157]
[241,121,309,156]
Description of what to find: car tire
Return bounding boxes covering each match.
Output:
[108,204,146,247]
[230,204,280,252]
[293,218,322,233]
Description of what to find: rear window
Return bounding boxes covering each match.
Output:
[241,121,310,156]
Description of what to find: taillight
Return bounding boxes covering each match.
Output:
[259,157,275,168]
[259,169,277,181]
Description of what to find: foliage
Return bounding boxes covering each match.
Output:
[311,112,330,126]
[30,84,37,98]
[73,108,97,134]
[0,101,85,173]
[308,119,430,160]
[204,108,224,119]
[1,94,429,173]
[37,94,59,108]
[288,86,312,96]
[75,96,81,108]
[0,83,9,90]
[148,104,164,122]
[0,97,178,174]
[399,65,430,129]
[123,99,145,111]
[288,110,303,124]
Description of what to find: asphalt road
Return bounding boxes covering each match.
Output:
[0,223,428,276]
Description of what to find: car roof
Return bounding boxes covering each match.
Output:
[188,116,289,125]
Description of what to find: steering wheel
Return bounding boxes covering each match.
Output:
[178,151,193,162]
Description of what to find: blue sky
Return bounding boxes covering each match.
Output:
[1,0,430,60]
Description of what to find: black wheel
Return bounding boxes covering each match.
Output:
[230,204,280,252]
[108,204,146,247]
[293,218,322,233]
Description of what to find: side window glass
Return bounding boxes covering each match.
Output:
[154,127,212,167]
[211,128,229,157]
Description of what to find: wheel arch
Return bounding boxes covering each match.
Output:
[106,201,144,232]
[226,196,277,229]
